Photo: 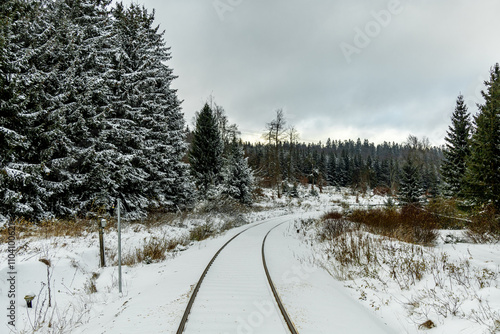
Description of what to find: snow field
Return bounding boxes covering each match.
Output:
[300,219,500,333]
[2,187,498,333]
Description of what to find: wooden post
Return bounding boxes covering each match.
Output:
[117,199,122,293]
[99,218,106,267]
[24,295,35,308]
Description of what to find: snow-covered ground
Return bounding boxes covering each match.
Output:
[1,187,499,333]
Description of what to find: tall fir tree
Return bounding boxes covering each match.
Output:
[1,0,193,220]
[0,0,52,220]
[109,3,193,212]
[398,156,423,205]
[326,154,337,186]
[222,140,253,204]
[441,94,471,197]
[337,149,351,187]
[0,0,30,219]
[189,103,224,196]
[465,63,500,210]
[31,0,117,216]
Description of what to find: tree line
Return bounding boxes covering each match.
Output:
[243,120,443,201]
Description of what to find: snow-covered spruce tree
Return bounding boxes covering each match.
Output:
[379,159,391,188]
[222,141,253,204]
[29,0,118,217]
[441,94,471,198]
[109,3,193,213]
[398,156,423,206]
[326,154,337,186]
[189,103,224,197]
[337,149,351,187]
[465,63,500,210]
[0,0,31,219]
[0,0,118,219]
[0,0,54,220]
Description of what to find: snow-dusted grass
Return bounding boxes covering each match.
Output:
[302,213,500,333]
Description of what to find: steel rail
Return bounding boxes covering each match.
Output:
[176,219,299,334]
[175,221,265,333]
[261,222,299,334]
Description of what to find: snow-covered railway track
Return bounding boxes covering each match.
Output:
[176,217,298,334]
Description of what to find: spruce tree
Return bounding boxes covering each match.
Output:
[0,0,51,220]
[29,0,117,216]
[337,149,351,187]
[327,154,337,186]
[109,3,193,212]
[0,0,28,219]
[398,156,423,205]
[223,141,253,204]
[1,0,193,219]
[441,94,471,197]
[189,103,224,196]
[379,159,391,188]
[465,63,500,210]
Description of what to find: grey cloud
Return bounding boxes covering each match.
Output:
[133,0,500,145]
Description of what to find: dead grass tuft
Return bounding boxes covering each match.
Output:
[189,223,214,242]
[109,236,188,267]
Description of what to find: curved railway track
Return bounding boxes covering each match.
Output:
[176,218,299,334]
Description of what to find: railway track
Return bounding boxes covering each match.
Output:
[176,217,299,334]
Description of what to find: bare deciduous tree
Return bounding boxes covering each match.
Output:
[263,109,287,197]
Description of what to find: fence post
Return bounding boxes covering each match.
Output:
[99,218,106,267]
[117,199,122,293]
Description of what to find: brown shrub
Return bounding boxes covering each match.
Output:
[189,223,214,241]
[347,205,438,245]
[321,211,344,220]
[466,205,500,243]
[136,237,168,264]
[426,197,467,229]
[373,186,391,196]
[318,219,352,242]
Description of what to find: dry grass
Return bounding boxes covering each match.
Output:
[317,218,355,242]
[108,236,188,266]
[189,223,214,242]
[347,205,439,245]
[84,272,100,294]
[0,218,94,242]
[315,220,440,287]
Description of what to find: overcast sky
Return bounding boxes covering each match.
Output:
[126,0,500,146]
